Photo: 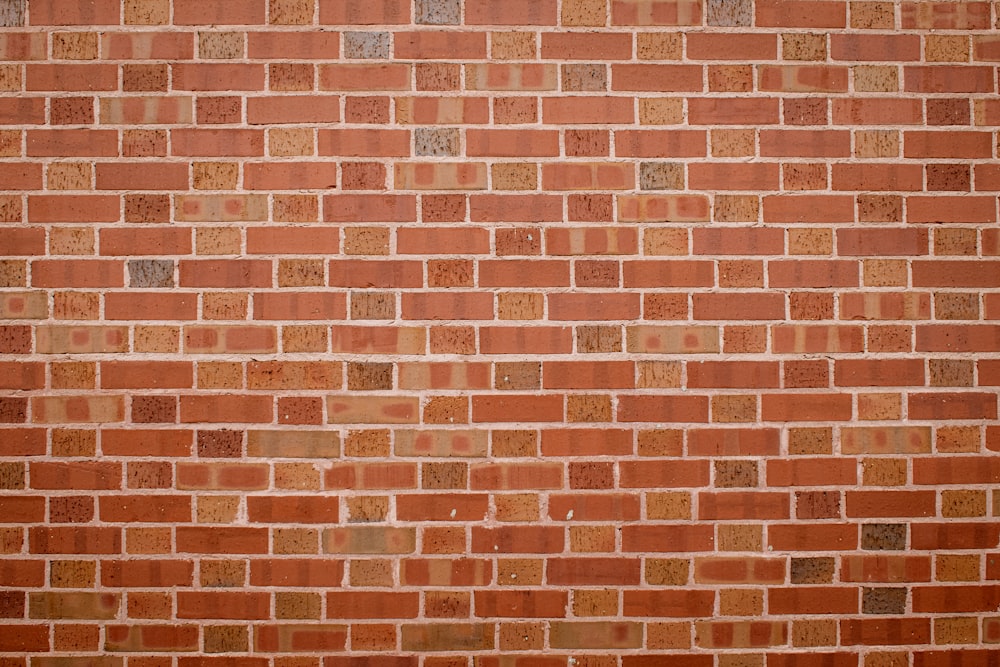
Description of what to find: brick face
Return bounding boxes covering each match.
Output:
[1,0,998,661]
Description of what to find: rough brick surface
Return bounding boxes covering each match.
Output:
[1,0,1000,662]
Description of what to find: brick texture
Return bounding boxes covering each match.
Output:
[1,0,1000,662]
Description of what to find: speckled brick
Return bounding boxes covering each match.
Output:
[343,32,391,59]
[706,0,752,26]
[128,259,175,288]
[0,0,24,27]
[415,127,460,156]
[415,0,460,25]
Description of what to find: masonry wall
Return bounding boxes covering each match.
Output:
[1,0,1000,664]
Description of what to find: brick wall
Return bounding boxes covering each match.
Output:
[1,0,999,663]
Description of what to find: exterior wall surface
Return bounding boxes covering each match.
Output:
[1,0,1000,664]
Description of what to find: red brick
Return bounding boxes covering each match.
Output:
[832,34,921,60]
[542,32,632,59]
[0,625,49,652]
[904,131,993,158]
[467,129,559,157]
[94,162,187,191]
[100,361,192,389]
[4,229,44,256]
[397,493,489,521]
[0,558,45,587]
[548,293,641,321]
[763,195,855,223]
[395,31,486,59]
[914,456,1000,485]
[472,526,564,554]
[903,2,990,29]
[179,395,273,423]
[622,525,714,552]
[619,194,710,221]
[833,99,923,125]
[694,293,785,320]
[914,651,1000,667]
[99,495,191,523]
[330,326,425,355]
[0,361,43,390]
[688,361,780,388]
[756,2,847,27]
[834,359,925,386]
[841,618,930,646]
[0,163,41,191]
[688,428,780,456]
[247,95,340,124]
[170,129,264,157]
[907,196,996,223]
[768,523,857,551]
[772,325,864,353]
[102,561,191,593]
[617,130,706,158]
[759,66,849,93]
[612,64,703,92]
[27,64,117,91]
[0,496,44,522]
[102,32,194,59]
[695,557,785,584]
[762,394,853,422]
[29,527,121,554]
[846,490,936,518]
[772,590,859,621]
[611,0,702,25]
[249,558,345,587]
[472,395,563,423]
[689,162,779,190]
[398,227,490,254]
[689,97,780,125]
[466,0,556,24]
[837,228,928,256]
[624,261,712,289]
[480,326,573,354]
[539,429,631,460]
[687,33,776,60]
[327,396,419,424]
[905,66,995,93]
[247,31,339,58]
[469,461,558,491]
[913,523,1000,550]
[100,227,191,256]
[699,491,789,520]
[325,462,417,490]
[28,194,119,222]
[402,293,493,320]
[0,428,45,458]
[247,496,340,524]
[177,591,269,620]
[840,555,931,583]
[105,293,197,321]
[320,64,411,91]
[323,194,416,222]
[548,493,641,522]
[474,590,568,617]
[542,96,634,124]
[319,0,410,23]
[913,261,1000,287]
[546,227,638,255]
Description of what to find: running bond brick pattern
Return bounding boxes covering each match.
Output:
[1,0,999,663]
